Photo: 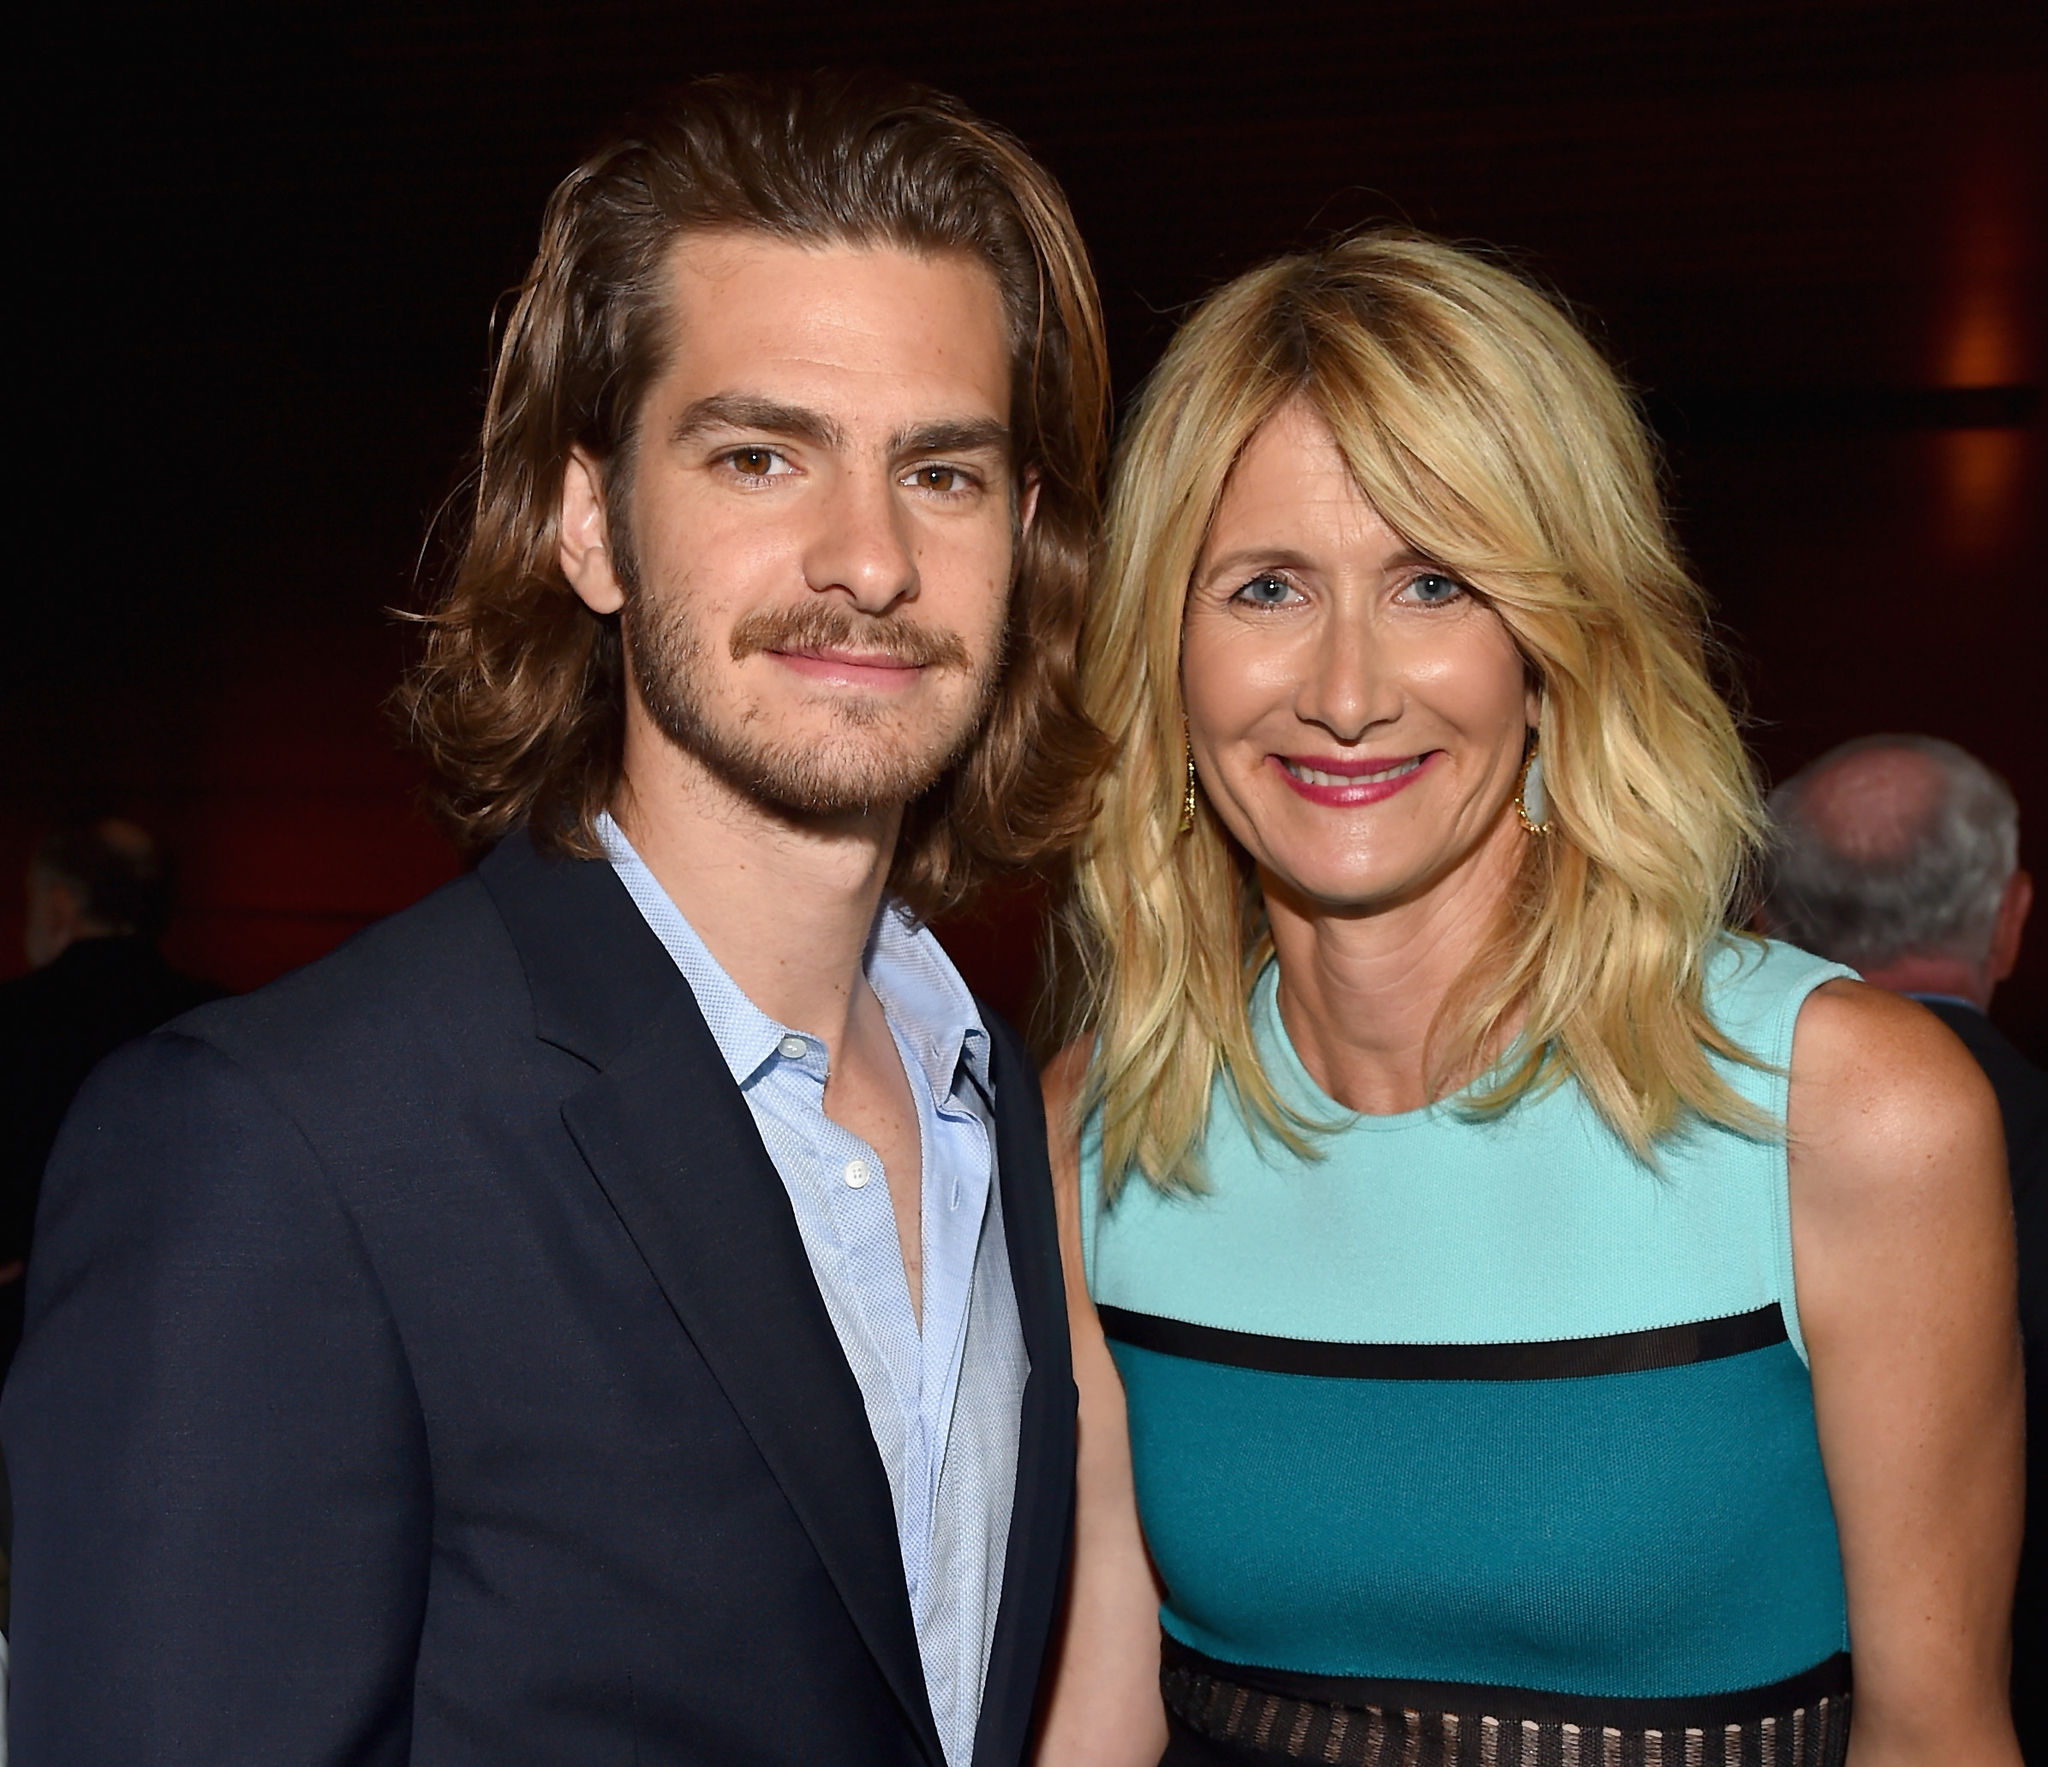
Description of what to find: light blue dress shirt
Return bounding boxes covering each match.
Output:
[598,815,1027,1767]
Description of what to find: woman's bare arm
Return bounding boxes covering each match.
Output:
[1788,981,2024,1766]
[1034,1038,1169,1767]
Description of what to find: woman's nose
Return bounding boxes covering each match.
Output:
[1296,610,1400,741]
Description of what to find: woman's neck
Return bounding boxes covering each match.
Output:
[1264,813,1527,1116]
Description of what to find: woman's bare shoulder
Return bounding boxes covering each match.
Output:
[1787,978,2003,1209]
[1041,1036,1094,1212]
[1042,1036,1093,1123]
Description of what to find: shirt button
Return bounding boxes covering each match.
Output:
[777,1035,807,1060]
[844,1159,872,1189]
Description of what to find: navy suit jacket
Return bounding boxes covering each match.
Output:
[1,832,1077,1766]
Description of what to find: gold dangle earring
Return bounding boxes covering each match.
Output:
[1179,727,1198,835]
[1514,733,1552,836]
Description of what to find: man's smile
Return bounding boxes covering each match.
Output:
[770,646,929,689]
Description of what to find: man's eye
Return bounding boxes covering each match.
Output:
[1405,572,1466,606]
[1231,573,1300,607]
[725,447,790,478]
[907,465,972,494]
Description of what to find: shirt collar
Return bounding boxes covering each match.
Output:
[867,901,993,1107]
[1904,991,1986,1016]
[596,812,990,1103]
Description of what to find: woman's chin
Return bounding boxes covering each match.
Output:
[1256,857,1427,919]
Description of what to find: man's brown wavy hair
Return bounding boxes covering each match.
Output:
[400,70,1111,919]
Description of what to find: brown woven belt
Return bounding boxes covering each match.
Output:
[1160,1639,1851,1767]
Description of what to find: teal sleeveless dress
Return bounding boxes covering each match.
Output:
[1081,938,1857,1767]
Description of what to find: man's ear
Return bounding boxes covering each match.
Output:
[25,876,84,969]
[1017,467,1042,541]
[560,446,626,615]
[1988,868,2032,985]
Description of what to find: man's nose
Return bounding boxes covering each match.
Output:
[802,468,918,614]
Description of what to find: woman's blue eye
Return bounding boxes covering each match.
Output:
[1233,573,1297,606]
[1407,572,1464,605]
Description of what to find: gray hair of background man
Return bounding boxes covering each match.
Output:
[1765,734,2020,970]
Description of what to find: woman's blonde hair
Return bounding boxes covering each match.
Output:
[1069,230,1768,1197]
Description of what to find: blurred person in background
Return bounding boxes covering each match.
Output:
[1763,734,2042,1757]
[0,819,221,1370]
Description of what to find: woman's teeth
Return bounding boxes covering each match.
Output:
[1284,757,1423,787]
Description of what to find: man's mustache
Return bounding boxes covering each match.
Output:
[728,600,974,671]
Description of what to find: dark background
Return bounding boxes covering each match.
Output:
[7,1,2044,1052]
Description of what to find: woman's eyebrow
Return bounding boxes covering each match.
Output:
[1198,543,1438,579]
[1197,546,1320,578]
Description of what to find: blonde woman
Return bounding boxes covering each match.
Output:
[1038,234,2023,1767]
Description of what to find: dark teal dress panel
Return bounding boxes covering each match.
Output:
[1109,1327,1844,1697]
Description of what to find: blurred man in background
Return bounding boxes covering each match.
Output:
[0,820,221,1368]
[1763,733,2042,1752]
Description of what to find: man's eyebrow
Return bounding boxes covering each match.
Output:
[891,418,1013,460]
[669,394,846,450]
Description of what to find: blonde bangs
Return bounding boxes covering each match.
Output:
[1068,231,1769,1199]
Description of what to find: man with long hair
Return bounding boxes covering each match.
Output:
[3,72,1108,1765]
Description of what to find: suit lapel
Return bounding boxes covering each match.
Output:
[482,833,944,1765]
[972,1014,1078,1767]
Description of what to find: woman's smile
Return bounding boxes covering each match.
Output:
[1273,750,1434,806]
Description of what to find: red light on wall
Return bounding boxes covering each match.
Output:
[1935,111,2038,561]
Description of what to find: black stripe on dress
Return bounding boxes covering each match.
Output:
[1098,1302,1787,1381]
[1159,1636,1853,1764]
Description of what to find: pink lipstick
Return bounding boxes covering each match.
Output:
[1272,751,1434,807]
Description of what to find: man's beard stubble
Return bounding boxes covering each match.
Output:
[624,588,1004,820]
